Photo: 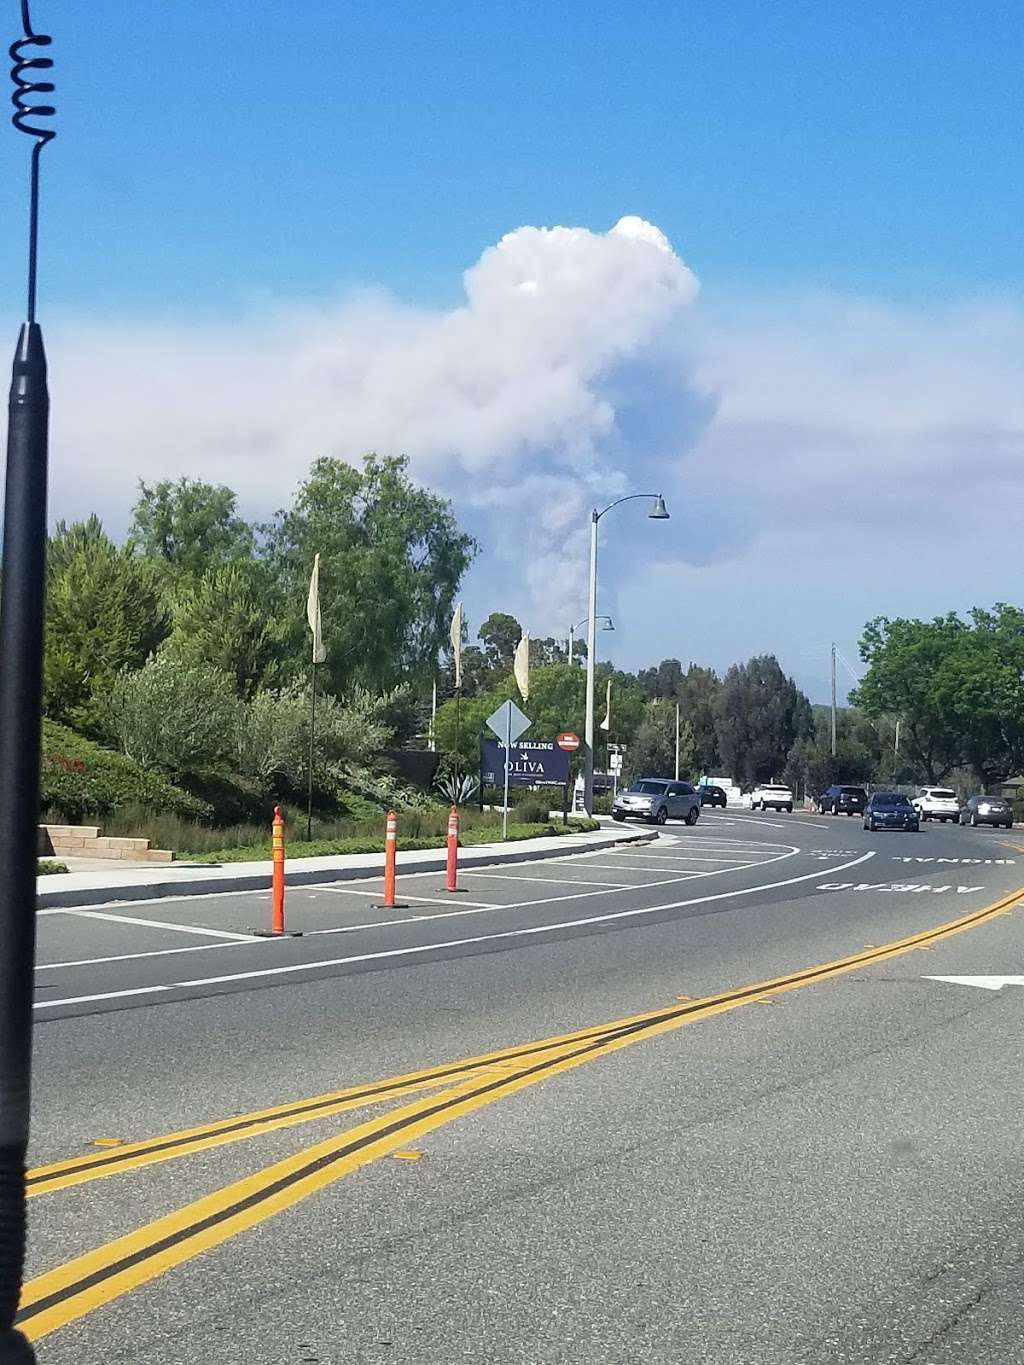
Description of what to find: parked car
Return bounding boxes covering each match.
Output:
[612,778,701,826]
[697,783,727,808]
[818,784,867,816]
[864,792,919,832]
[912,786,960,823]
[959,794,1014,829]
[750,783,794,813]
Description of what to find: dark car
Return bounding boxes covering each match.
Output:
[818,784,867,816]
[863,792,919,832]
[612,778,701,826]
[959,794,1014,829]
[697,784,727,808]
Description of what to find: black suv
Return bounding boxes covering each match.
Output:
[818,784,867,816]
[697,784,727,808]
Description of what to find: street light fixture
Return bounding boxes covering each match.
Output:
[583,494,670,813]
[567,614,613,667]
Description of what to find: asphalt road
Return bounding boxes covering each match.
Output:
[24,809,1024,1363]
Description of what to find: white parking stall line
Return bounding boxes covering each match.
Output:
[590,853,776,866]
[34,851,876,1010]
[42,908,260,942]
[460,870,631,889]
[311,886,498,910]
[37,940,257,971]
[569,859,769,875]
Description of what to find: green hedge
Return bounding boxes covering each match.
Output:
[191,818,601,863]
[37,860,68,876]
[41,722,212,823]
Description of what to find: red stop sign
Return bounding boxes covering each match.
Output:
[556,732,581,752]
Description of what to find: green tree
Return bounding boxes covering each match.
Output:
[637,658,685,700]
[784,707,886,798]
[263,454,476,692]
[130,478,254,578]
[852,615,967,781]
[679,665,721,773]
[44,521,169,729]
[714,655,812,785]
[166,560,288,697]
[478,612,522,672]
[626,701,696,782]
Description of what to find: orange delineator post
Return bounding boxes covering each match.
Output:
[271,804,286,934]
[381,808,398,909]
[442,805,468,894]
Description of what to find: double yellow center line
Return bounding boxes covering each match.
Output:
[21,884,1024,1342]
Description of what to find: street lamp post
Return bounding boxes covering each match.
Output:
[567,614,613,667]
[0,6,55,1358]
[583,494,669,814]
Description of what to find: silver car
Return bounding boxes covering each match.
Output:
[612,778,701,826]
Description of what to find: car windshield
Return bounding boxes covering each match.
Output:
[874,794,911,807]
[928,790,956,799]
[633,781,667,795]
[840,787,865,796]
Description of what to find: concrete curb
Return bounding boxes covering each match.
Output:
[36,827,658,910]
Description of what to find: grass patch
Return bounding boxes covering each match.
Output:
[190,818,601,863]
[37,860,68,876]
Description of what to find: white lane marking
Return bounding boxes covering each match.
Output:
[34,851,875,1010]
[311,886,498,909]
[460,871,631,888]
[701,814,789,829]
[36,940,252,971]
[925,976,1024,991]
[43,908,259,942]
[602,853,774,864]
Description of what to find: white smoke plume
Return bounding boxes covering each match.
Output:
[43,216,701,630]
[15,216,1024,685]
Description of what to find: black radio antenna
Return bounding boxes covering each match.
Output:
[0,3,56,1359]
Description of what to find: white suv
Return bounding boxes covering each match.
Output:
[912,786,960,823]
[751,783,794,813]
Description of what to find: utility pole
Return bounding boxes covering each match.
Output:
[674,701,680,780]
[830,642,837,758]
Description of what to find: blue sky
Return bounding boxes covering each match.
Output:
[2,1,1023,702]
[4,0,1023,311]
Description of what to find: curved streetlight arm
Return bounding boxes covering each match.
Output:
[594,492,662,522]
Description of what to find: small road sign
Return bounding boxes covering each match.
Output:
[556,732,580,752]
[486,700,531,745]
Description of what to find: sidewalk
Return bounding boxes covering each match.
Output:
[36,822,656,910]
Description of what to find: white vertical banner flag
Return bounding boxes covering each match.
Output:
[306,553,327,664]
[450,601,463,689]
[599,678,612,731]
[513,633,530,703]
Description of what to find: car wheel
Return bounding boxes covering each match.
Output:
[612,812,626,822]
[1006,822,1014,830]
[846,811,853,817]
[786,805,793,813]
[686,806,700,826]
[655,807,668,825]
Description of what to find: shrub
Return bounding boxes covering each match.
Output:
[37,860,68,876]
[108,655,238,777]
[41,721,211,823]
[514,795,553,824]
